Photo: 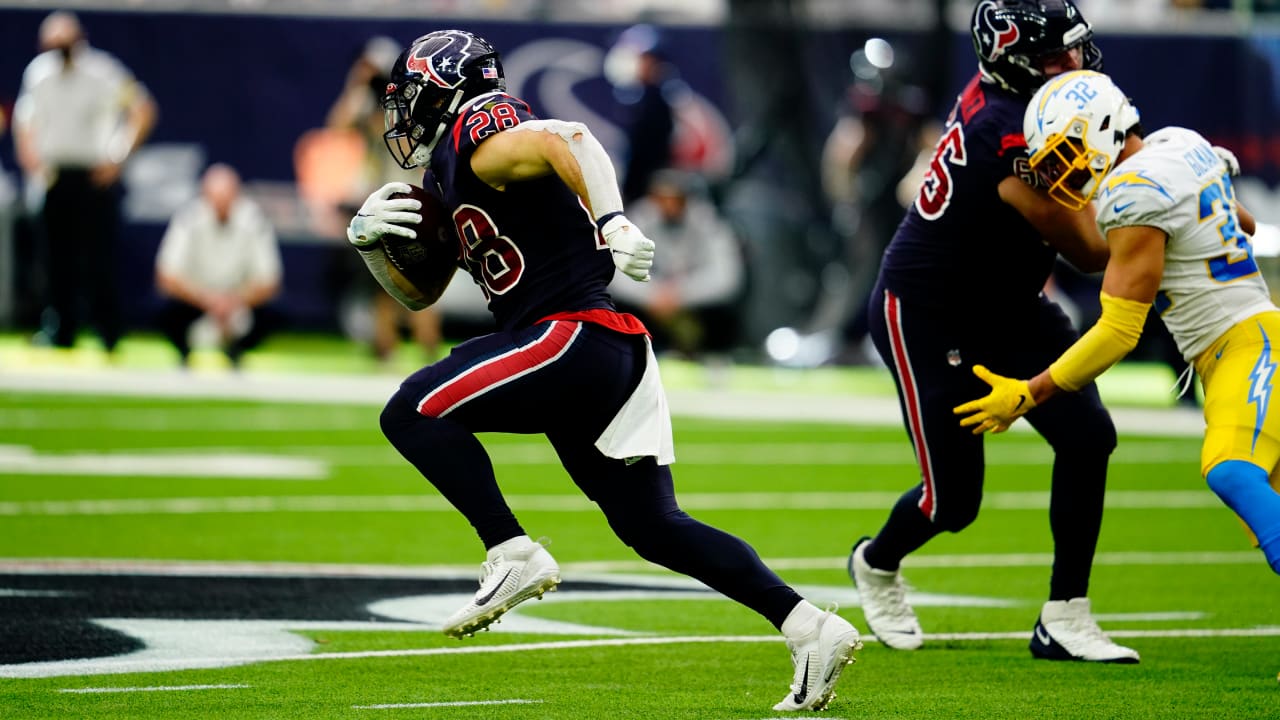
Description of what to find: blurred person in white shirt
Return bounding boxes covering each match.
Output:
[610,169,745,359]
[155,164,283,368]
[13,10,156,352]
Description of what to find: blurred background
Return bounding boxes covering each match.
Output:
[3,0,1280,376]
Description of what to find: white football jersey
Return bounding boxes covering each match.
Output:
[1095,127,1276,362]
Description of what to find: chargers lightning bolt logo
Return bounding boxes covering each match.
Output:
[1247,326,1274,454]
[1100,170,1174,203]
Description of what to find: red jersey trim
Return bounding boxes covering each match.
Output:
[537,309,650,337]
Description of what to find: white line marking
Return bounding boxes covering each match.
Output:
[39,630,1276,675]
[0,551,1262,578]
[0,490,1225,517]
[58,684,249,694]
[353,699,543,709]
[0,368,1208,436]
[0,446,326,479]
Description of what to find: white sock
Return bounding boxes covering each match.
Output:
[780,599,824,639]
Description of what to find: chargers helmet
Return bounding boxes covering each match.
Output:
[971,0,1102,96]
[1023,70,1137,210]
[383,29,505,169]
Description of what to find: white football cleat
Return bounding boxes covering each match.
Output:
[848,537,924,650]
[1030,597,1139,663]
[773,610,862,712]
[442,536,561,639]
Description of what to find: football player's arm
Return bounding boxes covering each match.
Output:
[955,224,1163,433]
[1237,201,1257,237]
[354,245,437,311]
[998,176,1109,273]
[1026,224,1167,404]
[471,121,654,281]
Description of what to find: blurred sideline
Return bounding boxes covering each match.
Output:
[0,333,1204,436]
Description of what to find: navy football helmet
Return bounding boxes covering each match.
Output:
[383,29,506,169]
[970,0,1102,96]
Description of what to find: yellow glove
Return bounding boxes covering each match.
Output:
[952,365,1037,435]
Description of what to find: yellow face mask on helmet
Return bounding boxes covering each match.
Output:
[1023,70,1135,210]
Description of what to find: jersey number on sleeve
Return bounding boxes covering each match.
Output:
[915,122,967,221]
[1201,172,1259,283]
[465,103,522,144]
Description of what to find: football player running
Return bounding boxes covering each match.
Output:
[956,69,1280,577]
[346,30,861,712]
[848,0,1141,664]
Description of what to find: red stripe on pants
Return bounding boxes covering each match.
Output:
[417,321,581,417]
[884,290,936,520]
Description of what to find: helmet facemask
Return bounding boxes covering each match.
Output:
[383,80,466,170]
[1029,125,1112,210]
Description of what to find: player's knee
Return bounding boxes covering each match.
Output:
[932,500,981,533]
[607,509,685,557]
[379,392,421,447]
[1205,460,1268,507]
[1049,413,1117,456]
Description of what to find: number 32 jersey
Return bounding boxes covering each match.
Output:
[1096,127,1275,362]
[428,90,616,331]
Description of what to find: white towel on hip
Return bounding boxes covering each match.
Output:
[594,335,675,465]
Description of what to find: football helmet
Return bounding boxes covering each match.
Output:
[1023,70,1136,210]
[383,29,506,169]
[970,0,1102,96]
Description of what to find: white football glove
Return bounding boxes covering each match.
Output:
[601,214,655,282]
[347,182,422,248]
[1213,145,1241,178]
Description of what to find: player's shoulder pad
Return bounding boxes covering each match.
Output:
[1096,158,1178,230]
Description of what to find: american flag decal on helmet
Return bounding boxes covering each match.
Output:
[481,66,498,80]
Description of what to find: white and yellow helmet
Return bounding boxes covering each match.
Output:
[1023,70,1139,210]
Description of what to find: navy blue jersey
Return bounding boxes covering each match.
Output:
[428,91,616,331]
[879,74,1056,315]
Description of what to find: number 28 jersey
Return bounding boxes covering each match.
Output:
[1096,127,1275,362]
[879,74,1057,315]
[428,91,616,331]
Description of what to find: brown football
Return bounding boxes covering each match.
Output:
[383,184,459,305]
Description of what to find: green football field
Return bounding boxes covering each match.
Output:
[0,341,1277,719]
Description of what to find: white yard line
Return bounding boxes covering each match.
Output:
[0,551,1262,578]
[353,699,543,709]
[58,684,249,694]
[0,489,1224,517]
[0,368,1206,436]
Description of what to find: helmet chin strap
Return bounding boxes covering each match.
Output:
[410,87,468,168]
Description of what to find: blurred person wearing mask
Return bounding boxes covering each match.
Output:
[327,36,443,365]
[822,39,939,364]
[13,10,156,353]
[609,169,745,360]
[606,24,678,205]
[154,164,283,369]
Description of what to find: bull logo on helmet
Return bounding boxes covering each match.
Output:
[405,30,477,90]
[974,0,1021,61]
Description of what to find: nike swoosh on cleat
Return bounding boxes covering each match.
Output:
[473,569,513,606]
[1035,625,1052,646]
[792,657,810,704]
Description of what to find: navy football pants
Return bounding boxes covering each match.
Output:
[866,282,1117,601]
[379,319,802,627]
